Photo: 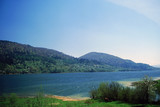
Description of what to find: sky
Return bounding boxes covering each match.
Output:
[0,0,160,66]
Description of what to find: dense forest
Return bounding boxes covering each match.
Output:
[0,40,154,74]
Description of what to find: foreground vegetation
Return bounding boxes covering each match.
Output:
[0,93,159,107]
[90,76,160,104]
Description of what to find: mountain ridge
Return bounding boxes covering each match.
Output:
[80,52,154,70]
[0,40,115,74]
[0,40,155,74]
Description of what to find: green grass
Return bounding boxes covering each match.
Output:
[0,94,159,107]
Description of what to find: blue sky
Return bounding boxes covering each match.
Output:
[0,0,160,65]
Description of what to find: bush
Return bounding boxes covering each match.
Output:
[90,87,98,100]
[90,76,158,104]
[0,93,8,102]
[118,87,132,102]
[133,76,156,104]
[9,93,18,104]
[90,82,123,102]
[155,80,160,102]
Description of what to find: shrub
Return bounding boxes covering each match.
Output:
[9,93,18,105]
[1,93,8,102]
[118,87,132,102]
[90,76,158,104]
[155,80,160,102]
[90,87,98,100]
[133,76,156,104]
[90,82,123,102]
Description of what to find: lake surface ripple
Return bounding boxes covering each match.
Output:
[0,70,160,98]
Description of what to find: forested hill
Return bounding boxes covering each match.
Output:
[80,52,154,71]
[0,40,115,74]
[0,40,154,74]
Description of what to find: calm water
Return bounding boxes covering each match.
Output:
[0,70,160,98]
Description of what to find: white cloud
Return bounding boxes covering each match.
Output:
[106,0,160,25]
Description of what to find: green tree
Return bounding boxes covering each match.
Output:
[133,76,156,103]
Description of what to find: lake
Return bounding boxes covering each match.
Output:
[0,70,160,98]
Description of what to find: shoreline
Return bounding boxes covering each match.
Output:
[154,77,160,80]
[1,77,159,101]
[46,95,90,101]
[16,94,89,101]
[1,69,159,75]
[118,77,160,87]
[16,94,90,101]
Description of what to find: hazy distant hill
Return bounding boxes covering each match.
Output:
[153,65,160,68]
[0,40,154,74]
[80,52,154,71]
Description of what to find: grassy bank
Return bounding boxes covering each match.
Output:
[0,94,159,107]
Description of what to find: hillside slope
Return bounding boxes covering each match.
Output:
[80,52,154,71]
[0,40,115,74]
